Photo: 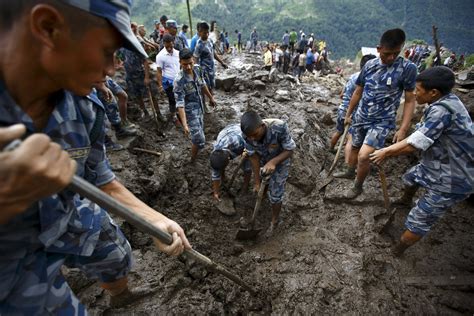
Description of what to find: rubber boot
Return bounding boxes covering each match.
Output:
[113,123,137,139]
[104,135,124,151]
[391,230,422,257]
[392,185,419,207]
[345,180,363,199]
[334,165,356,179]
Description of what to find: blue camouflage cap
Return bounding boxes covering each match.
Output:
[61,0,147,57]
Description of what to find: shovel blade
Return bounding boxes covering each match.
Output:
[235,227,263,240]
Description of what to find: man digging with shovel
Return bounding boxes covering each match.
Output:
[210,123,252,215]
[240,111,296,236]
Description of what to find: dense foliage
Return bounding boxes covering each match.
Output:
[132,0,474,58]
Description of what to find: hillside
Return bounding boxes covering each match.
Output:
[131,0,474,58]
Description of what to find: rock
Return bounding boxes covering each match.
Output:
[252,80,266,90]
[328,97,340,106]
[251,70,270,81]
[215,74,237,92]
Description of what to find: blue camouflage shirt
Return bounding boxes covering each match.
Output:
[244,119,296,163]
[174,65,206,113]
[405,93,474,194]
[193,39,215,76]
[354,56,417,128]
[211,124,247,180]
[121,48,146,79]
[339,72,360,114]
[0,81,114,300]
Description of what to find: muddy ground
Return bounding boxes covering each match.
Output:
[67,54,474,315]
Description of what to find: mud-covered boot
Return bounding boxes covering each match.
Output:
[392,185,419,207]
[113,123,137,140]
[333,166,356,179]
[109,286,156,309]
[105,135,124,151]
[391,242,411,257]
[345,180,363,199]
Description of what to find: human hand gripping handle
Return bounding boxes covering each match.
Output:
[369,148,387,165]
[0,126,77,223]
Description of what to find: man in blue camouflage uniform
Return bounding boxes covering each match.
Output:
[330,54,377,162]
[370,67,474,256]
[240,111,296,234]
[120,44,164,121]
[174,49,217,162]
[342,29,417,198]
[160,20,187,52]
[0,1,190,314]
[193,22,227,111]
[210,124,252,201]
[95,78,137,149]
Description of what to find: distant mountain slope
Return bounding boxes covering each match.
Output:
[131,0,474,58]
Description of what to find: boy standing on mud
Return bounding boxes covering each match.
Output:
[174,49,217,161]
[341,28,417,199]
[240,111,296,234]
[370,67,474,256]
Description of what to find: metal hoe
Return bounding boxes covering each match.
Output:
[4,140,257,295]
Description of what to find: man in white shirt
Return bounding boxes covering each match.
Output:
[156,33,181,124]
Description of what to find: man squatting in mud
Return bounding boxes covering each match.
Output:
[240,111,296,234]
[210,123,252,201]
[174,48,217,162]
[0,0,191,314]
[370,66,474,256]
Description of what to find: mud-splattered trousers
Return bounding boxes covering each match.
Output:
[121,48,158,101]
[244,119,296,204]
[193,39,216,89]
[0,83,132,315]
[174,65,207,149]
[351,57,417,149]
[402,93,474,236]
[211,124,251,181]
[97,77,125,126]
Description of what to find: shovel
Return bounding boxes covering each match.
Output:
[235,173,270,240]
[317,124,349,191]
[4,139,258,295]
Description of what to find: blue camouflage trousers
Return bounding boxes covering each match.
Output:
[202,70,216,90]
[267,159,290,204]
[351,123,391,149]
[0,213,132,315]
[403,172,470,236]
[186,105,205,149]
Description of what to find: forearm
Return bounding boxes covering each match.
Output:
[346,87,362,117]
[202,86,214,100]
[156,69,163,86]
[177,108,187,127]
[269,150,293,166]
[384,139,417,158]
[100,179,168,223]
[399,97,416,132]
[214,53,225,65]
[249,155,261,183]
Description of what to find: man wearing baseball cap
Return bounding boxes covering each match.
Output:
[0,0,190,314]
[162,19,187,52]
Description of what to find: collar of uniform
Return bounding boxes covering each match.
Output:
[0,80,78,130]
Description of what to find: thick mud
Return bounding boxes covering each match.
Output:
[67,55,474,314]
